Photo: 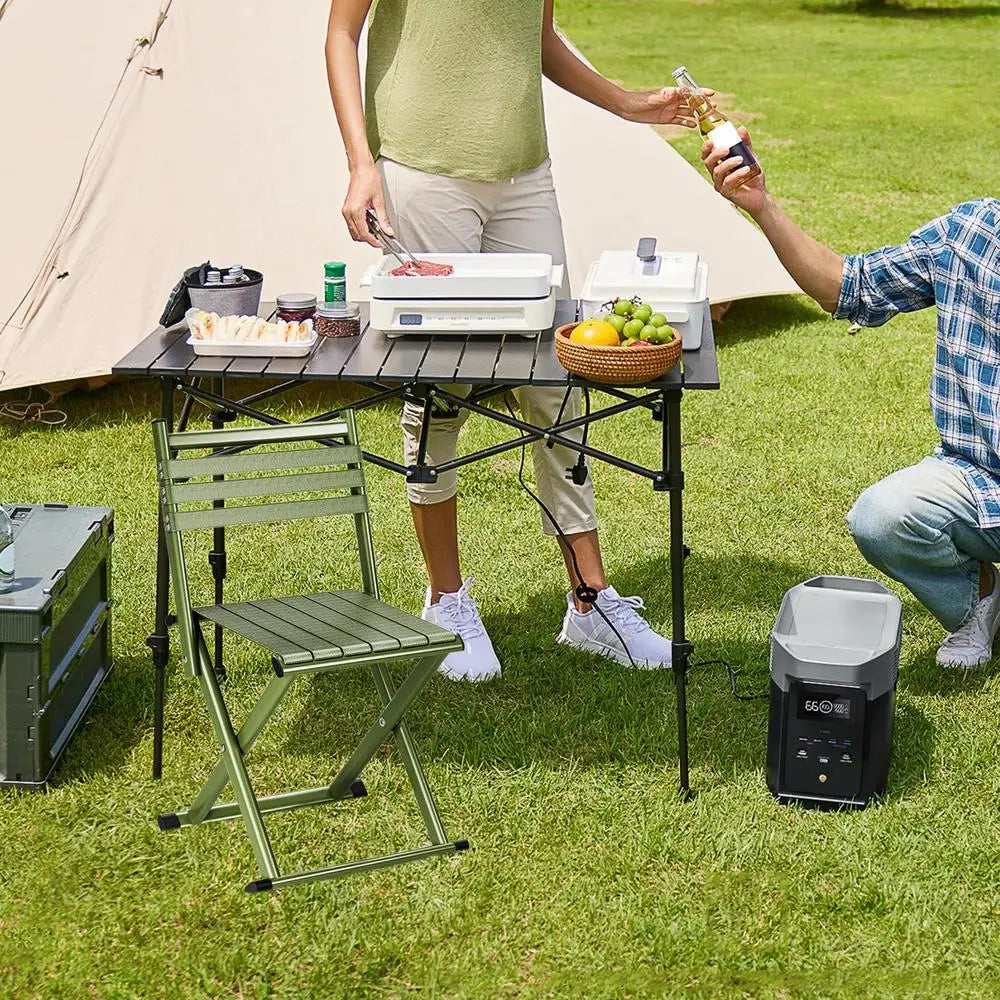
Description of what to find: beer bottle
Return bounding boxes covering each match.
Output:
[671,66,761,187]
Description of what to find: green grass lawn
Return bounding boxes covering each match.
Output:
[3,1,1000,997]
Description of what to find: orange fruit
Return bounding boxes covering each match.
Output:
[569,319,621,346]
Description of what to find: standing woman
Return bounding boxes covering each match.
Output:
[326,0,701,682]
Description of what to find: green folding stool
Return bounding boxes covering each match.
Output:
[151,414,468,892]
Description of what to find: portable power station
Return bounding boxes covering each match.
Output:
[766,576,902,809]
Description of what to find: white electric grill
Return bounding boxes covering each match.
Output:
[362,253,563,338]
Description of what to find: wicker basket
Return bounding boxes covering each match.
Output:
[554,323,681,385]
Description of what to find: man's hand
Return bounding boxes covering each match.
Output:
[342,162,393,247]
[701,126,768,217]
[618,86,712,128]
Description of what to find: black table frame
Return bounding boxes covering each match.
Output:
[114,301,720,797]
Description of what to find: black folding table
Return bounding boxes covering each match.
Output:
[114,300,721,793]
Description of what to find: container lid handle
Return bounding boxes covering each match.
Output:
[636,237,657,262]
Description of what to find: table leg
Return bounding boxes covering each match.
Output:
[176,377,199,433]
[415,391,433,466]
[664,390,693,799]
[209,377,227,681]
[148,378,175,779]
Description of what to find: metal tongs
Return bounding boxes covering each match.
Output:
[366,209,418,268]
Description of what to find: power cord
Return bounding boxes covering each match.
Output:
[504,392,637,668]
[548,385,589,486]
[509,391,769,701]
[691,658,769,701]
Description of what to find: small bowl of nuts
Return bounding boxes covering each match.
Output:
[314,303,361,338]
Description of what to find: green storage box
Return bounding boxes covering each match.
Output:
[0,504,113,789]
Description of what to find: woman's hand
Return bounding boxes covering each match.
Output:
[618,86,712,127]
[701,126,768,217]
[342,162,393,247]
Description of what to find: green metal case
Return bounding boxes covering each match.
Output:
[0,504,113,789]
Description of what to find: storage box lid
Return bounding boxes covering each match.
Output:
[0,505,113,620]
[582,241,701,304]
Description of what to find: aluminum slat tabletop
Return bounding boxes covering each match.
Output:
[113,300,720,391]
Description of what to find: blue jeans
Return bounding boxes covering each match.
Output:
[847,456,1000,631]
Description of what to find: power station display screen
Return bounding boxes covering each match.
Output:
[797,693,852,722]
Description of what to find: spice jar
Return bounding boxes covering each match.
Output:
[276,293,318,323]
[315,303,361,338]
[324,261,347,304]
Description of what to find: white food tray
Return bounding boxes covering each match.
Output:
[185,333,318,358]
[184,306,317,357]
[362,253,562,300]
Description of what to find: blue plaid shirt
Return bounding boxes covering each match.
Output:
[835,198,1000,527]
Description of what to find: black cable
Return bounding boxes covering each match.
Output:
[691,658,769,702]
[509,396,765,698]
[504,397,637,668]
[576,388,591,482]
[506,405,768,699]
[547,386,589,484]
[550,386,572,440]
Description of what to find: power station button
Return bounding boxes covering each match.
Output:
[819,774,828,784]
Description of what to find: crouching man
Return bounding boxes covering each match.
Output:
[703,129,1000,668]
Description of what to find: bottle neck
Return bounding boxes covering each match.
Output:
[673,68,698,92]
[673,68,723,128]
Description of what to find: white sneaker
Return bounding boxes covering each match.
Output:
[936,575,1000,668]
[422,577,502,682]
[556,585,671,669]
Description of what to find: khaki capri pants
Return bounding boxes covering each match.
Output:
[378,157,597,536]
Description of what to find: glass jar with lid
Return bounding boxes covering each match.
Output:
[276,293,318,324]
[314,303,361,338]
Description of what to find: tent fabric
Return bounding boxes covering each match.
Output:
[0,1,799,393]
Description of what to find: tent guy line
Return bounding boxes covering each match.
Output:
[0,1,174,356]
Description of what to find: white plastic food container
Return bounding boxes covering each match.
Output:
[581,242,709,351]
[184,308,318,357]
[184,334,317,358]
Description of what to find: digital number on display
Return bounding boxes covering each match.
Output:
[799,695,852,721]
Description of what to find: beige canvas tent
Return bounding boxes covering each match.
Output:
[0,0,799,393]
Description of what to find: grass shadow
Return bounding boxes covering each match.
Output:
[617,549,827,620]
[803,0,1000,17]
[712,294,823,348]
[882,700,937,801]
[282,628,935,804]
[45,654,153,786]
[276,546,950,804]
[897,642,998,697]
